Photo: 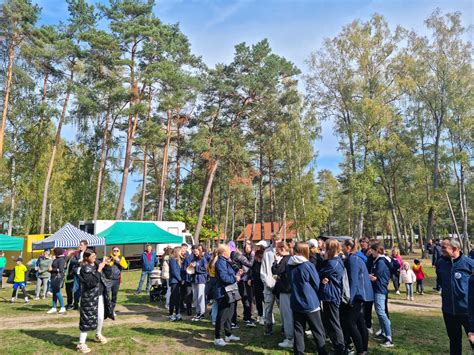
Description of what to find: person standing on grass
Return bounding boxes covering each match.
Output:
[35,249,52,300]
[0,251,6,288]
[47,248,66,314]
[168,247,183,321]
[341,239,373,355]
[359,237,375,335]
[65,250,77,310]
[190,245,208,321]
[252,241,266,325]
[229,240,255,328]
[214,244,241,347]
[390,248,403,295]
[180,243,193,316]
[369,243,394,348]
[287,242,327,355]
[10,257,29,304]
[261,234,278,336]
[70,240,88,309]
[412,259,425,295]
[76,249,114,354]
[319,239,346,355]
[107,247,128,317]
[135,244,157,295]
[436,237,474,355]
[161,247,172,308]
[272,241,293,349]
[400,261,416,301]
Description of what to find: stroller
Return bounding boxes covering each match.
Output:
[149,268,167,302]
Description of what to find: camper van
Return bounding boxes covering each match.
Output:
[79,220,193,268]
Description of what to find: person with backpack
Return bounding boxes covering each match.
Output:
[319,239,346,355]
[369,242,394,348]
[390,248,403,295]
[342,239,374,355]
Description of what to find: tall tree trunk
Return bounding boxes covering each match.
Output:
[139,148,148,220]
[251,186,258,238]
[93,106,111,221]
[231,196,236,240]
[417,215,424,249]
[7,131,17,236]
[157,110,173,221]
[40,71,74,233]
[0,39,15,158]
[459,162,469,253]
[194,160,219,243]
[409,223,415,253]
[427,122,442,240]
[224,191,230,241]
[175,123,181,208]
[259,148,265,240]
[446,191,462,247]
[268,158,275,233]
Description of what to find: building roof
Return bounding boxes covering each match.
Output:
[236,222,296,241]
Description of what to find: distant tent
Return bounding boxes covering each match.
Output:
[98,222,183,245]
[0,234,24,251]
[32,223,105,250]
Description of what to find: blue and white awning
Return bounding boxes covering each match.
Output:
[32,223,105,250]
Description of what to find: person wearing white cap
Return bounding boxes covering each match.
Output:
[260,234,278,336]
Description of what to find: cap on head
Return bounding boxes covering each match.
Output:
[16,257,23,262]
[255,240,268,248]
[308,239,318,248]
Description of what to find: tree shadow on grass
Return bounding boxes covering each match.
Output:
[21,329,77,350]
[131,326,266,354]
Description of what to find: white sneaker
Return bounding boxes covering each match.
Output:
[278,339,294,348]
[305,330,312,336]
[396,290,400,295]
[34,297,40,301]
[224,335,240,342]
[375,329,383,336]
[258,316,265,326]
[367,327,374,335]
[58,307,67,314]
[10,297,15,303]
[47,308,57,314]
[214,338,227,347]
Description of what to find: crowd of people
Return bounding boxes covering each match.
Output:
[1,236,473,355]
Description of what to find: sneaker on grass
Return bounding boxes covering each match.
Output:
[224,335,240,342]
[214,338,227,347]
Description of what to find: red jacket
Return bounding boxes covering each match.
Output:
[412,264,424,280]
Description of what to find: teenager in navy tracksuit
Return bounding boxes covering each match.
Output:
[180,244,193,315]
[469,271,474,347]
[342,239,374,355]
[319,239,346,355]
[359,237,375,332]
[213,244,241,347]
[436,238,474,355]
[287,242,327,355]
[369,243,394,348]
[190,245,208,321]
[168,247,182,321]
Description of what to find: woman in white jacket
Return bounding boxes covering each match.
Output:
[400,261,416,300]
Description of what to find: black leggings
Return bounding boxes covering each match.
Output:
[294,310,327,355]
[169,283,181,316]
[215,298,233,339]
[392,272,400,292]
[180,282,192,313]
[253,281,264,317]
[342,301,368,353]
[322,301,346,354]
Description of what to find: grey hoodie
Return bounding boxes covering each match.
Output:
[260,246,276,289]
[288,255,308,266]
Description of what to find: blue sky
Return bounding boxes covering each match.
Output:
[36,0,473,211]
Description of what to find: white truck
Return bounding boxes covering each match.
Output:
[79,220,193,268]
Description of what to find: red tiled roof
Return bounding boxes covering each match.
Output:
[236,222,296,241]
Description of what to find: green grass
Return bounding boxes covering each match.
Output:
[0,252,471,354]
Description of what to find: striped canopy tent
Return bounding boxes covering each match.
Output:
[32,223,105,250]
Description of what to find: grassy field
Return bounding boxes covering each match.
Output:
[0,253,471,354]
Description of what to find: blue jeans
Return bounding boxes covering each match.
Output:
[137,271,151,292]
[0,267,4,287]
[374,293,392,340]
[73,275,81,306]
[405,283,414,298]
[52,290,64,308]
[211,301,218,323]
